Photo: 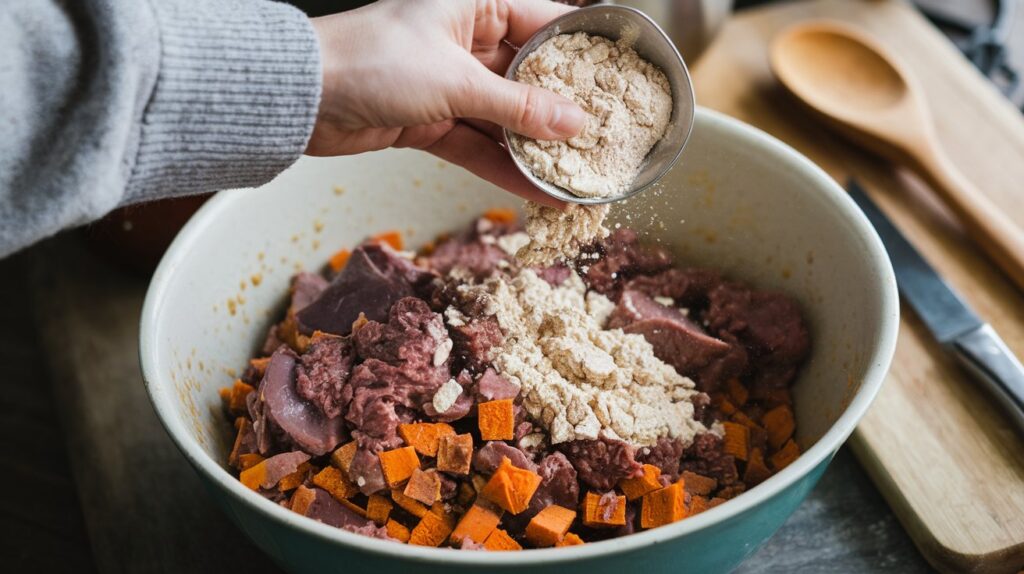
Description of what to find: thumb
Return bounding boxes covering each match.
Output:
[453,69,587,140]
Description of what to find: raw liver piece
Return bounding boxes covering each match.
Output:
[474,368,519,402]
[582,229,673,297]
[559,436,642,491]
[608,289,746,392]
[623,267,722,307]
[473,441,537,474]
[348,448,388,495]
[293,486,391,538]
[449,317,503,374]
[295,335,355,419]
[296,243,434,336]
[252,348,346,456]
[422,217,517,280]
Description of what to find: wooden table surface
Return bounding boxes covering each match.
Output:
[2,1,1020,572]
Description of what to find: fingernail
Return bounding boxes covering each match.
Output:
[551,102,586,137]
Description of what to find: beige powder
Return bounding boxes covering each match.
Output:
[453,268,705,447]
[509,32,673,198]
[515,202,610,267]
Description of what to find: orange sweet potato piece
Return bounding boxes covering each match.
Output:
[455,482,476,507]
[730,410,762,431]
[391,488,430,519]
[404,468,441,505]
[229,418,253,467]
[482,208,518,224]
[278,462,313,492]
[398,422,455,457]
[640,482,687,529]
[366,494,393,525]
[582,492,626,528]
[480,457,542,514]
[743,448,772,486]
[409,511,454,547]
[436,433,474,475]
[380,446,420,487]
[708,497,727,509]
[555,532,585,547]
[249,357,271,378]
[328,248,351,273]
[722,421,750,462]
[725,378,749,407]
[483,528,522,551]
[525,505,576,547]
[762,405,796,450]
[386,519,411,543]
[770,439,801,471]
[681,471,717,496]
[339,498,368,518]
[477,399,515,441]
[689,495,710,516]
[450,502,502,546]
[330,441,357,475]
[228,379,255,415]
[237,453,264,471]
[619,464,662,501]
[312,466,358,501]
[372,231,404,251]
[289,485,317,515]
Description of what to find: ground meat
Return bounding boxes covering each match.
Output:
[581,229,673,297]
[504,451,579,534]
[297,243,436,336]
[473,442,537,474]
[343,298,451,450]
[448,317,503,374]
[680,432,738,486]
[559,436,643,491]
[295,335,355,419]
[252,348,346,456]
[637,437,686,481]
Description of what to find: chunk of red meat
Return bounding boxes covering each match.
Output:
[474,368,519,402]
[637,437,686,481]
[473,442,536,475]
[535,263,572,286]
[581,229,673,297]
[257,451,310,489]
[294,487,391,538]
[252,348,346,456]
[559,436,642,491]
[681,432,738,486]
[422,370,474,422]
[449,317,503,374]
[297,243,435,336]
[623,267,722,307]
[348,448,388,495]
[503,452,578,534]
[295,334,355,419]
[422,217,517,279]
[608,290,746,392]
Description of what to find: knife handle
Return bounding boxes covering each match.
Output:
[949,324,1024,436]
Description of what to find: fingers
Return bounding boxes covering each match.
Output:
[461,118,505,142]
[424,122,565,209]
[452,66,586,141]
[498,0,575,46]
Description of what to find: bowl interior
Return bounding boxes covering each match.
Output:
[142,108,895,556]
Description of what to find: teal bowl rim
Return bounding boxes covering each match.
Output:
[139,107,899,566]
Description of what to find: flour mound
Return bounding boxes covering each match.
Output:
[516,202,610,267]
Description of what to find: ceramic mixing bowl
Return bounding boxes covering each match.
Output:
[140,107,898,573]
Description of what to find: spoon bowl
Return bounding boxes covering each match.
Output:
[503,4,695,205]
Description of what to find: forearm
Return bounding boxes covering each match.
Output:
[0,0,321,257]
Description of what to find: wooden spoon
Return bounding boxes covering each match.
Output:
[770,21,1024,292]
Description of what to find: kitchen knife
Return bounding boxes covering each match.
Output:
[847,179,1024,435]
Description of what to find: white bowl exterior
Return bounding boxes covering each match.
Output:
[141,108,897,567]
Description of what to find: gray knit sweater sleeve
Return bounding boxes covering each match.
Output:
[0,0,321,257]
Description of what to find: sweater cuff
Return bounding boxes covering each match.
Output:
[125,0,321,203]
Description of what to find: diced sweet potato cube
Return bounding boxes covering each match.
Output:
[770,439,801,471]
[371,231,404,251]
[339,498,368,517]
[731,410,762,431]
[237,453,264,470]
[689,495,710,516]
[640,482,687,529]
[717,484,745,499]
[404,468,441,505]
[480,457,542,514]
[289,485,317,515]
[278,462,313,492]
[313,466,358,501]
[478,399,515,441]
[708,497,727,509]
[386,519,411,543]
[366,494,393,525]
[455,482,476,507]
[249,357,271,378]
[379,446,420,487]
[398,422,456,457]
[763,405,796,450]
[722,421,750,462]
[725,378,749,407]
[450,503,502,546]
[555,532,585,547]
[483,528,521,551]
[525,505,576,547]
[409,511,454,547]
[482,208,517,224]
[330,441,357,475]
[328,248,351,273]
[743,448,772,486]
[218,387,231,403]
[681,471,717,496]
[437,433,474,475]
[582,492,626,528]
[391,488,430,518]
[227,379,254,415]
[619,464,661,501]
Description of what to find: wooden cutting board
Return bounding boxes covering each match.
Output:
[689,0,1024,571]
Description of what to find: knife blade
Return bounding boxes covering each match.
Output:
[847,179,1024,435]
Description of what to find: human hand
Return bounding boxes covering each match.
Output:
[307,0,585,207]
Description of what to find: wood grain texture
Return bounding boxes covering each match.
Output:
[29,238,282,574]
[691,1,1024,572]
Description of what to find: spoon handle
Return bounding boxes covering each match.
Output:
[913,144,1024,292]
